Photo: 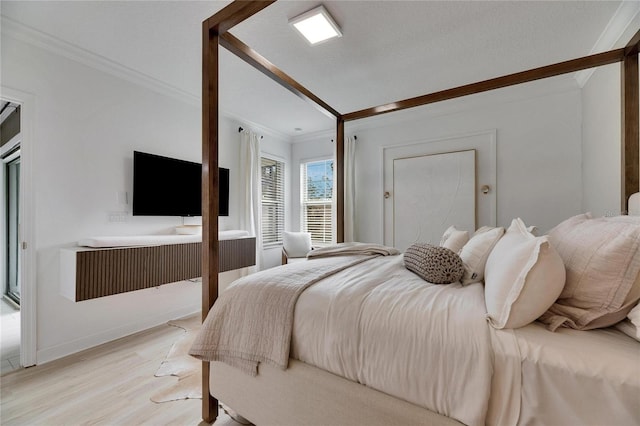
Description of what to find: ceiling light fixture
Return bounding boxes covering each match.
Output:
[289,5,342,45]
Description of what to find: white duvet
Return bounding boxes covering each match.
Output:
[291,255,493,426]
[203,252,639,425]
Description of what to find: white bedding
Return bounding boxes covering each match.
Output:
[291,255,493,426]
[202,253,639,425]
[512,322,640,425]
[290,255,640,426]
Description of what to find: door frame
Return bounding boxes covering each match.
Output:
[1,86,36,367]
[381,129,497,247]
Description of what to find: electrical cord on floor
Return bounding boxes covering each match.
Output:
[219,403,253,425]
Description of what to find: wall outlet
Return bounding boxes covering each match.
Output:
[108,212,128,222]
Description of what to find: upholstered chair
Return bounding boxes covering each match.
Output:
[282,231,312,264]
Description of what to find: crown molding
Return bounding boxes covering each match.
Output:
[221,110,292,142]
[1,15,200,106]
[290,128,335,144]
[575,1,640,87]
[0,15,298,141]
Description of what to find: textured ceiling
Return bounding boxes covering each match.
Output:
[233,0,621,114]
[0,1,625,136]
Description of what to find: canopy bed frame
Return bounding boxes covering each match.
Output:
[200,1,640,422]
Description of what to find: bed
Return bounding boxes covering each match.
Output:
[197,1,640,424]
[192,241,640,425]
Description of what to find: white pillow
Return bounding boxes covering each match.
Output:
[629,192,640,216]
[615,318,640,342]
[439,226,469,254]
[615,286,640,342]
[283,232,312,258]
[484,218,566,329]
[539,213,640,331]
[526,225,539,236]
[459,226,505,285]
[629,300,640,328]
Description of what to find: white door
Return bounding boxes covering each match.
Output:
[391,150,475,251]
[383,130,497,251]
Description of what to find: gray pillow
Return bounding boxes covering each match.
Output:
[404,243,464,284]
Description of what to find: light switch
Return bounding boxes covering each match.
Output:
[117,191,128,205]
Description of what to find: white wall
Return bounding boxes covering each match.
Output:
[580,14,640,217]
[581,63,622,217]
[350,84,583,242]
[293,79,585,244]
[0,32,255,363]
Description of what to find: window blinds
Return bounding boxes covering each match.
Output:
[261,157,285,245]
[301,159,333,244]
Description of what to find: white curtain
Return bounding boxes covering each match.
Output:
[240,130,263,271]
[344,136,356,242]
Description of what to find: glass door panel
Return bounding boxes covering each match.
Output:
[6,157,20,304]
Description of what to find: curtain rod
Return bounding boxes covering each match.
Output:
[238,126,263,139]
[239,126,355,142]
[332,135,356,143]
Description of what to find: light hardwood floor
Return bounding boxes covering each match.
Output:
[0,319,245,426]
[1,298,21,374]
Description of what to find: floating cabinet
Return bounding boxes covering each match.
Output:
[60,237,256,302]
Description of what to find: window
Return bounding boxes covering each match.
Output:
[301,159,333,244]
[261,157,285,245]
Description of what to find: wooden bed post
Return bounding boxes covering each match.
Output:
[336,118,345,243]
[622,30,639,214]
[201,2,277,423]
[201,20,219,424]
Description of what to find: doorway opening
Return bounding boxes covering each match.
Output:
[1,100,22,374]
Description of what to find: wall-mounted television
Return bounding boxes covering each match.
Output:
[132,151,229,217]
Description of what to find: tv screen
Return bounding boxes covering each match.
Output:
[132,151,229,217]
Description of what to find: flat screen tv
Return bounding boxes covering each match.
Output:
[133,151,229,217]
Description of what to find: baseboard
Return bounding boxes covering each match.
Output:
[35,304,200,365]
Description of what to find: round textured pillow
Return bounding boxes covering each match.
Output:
[404,243,464,284]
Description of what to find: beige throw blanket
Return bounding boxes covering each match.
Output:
[189,255,376,376]
[307,242,400,259]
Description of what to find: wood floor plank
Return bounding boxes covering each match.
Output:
[0,317,244,426]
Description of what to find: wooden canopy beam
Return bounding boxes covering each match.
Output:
[624,29,640,56]
[205,1,276,35]
[220,32,340,119]
[343,49,625,121]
